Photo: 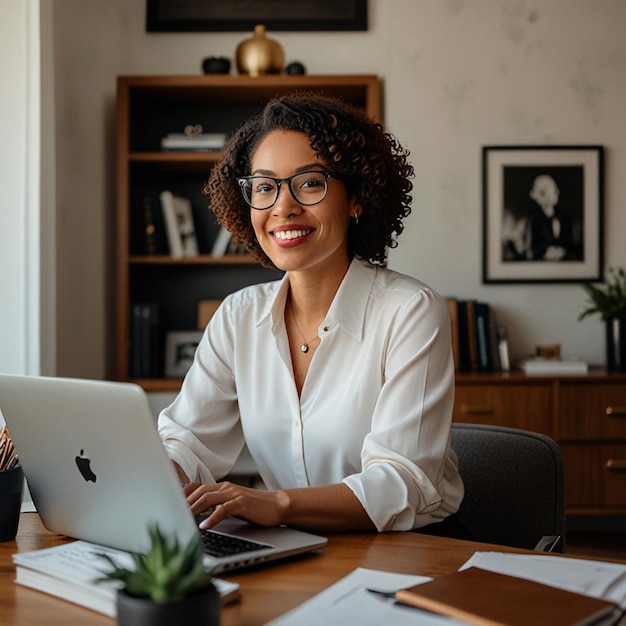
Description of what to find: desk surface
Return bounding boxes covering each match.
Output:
[0,513,593,625]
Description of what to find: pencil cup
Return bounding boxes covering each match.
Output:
[0,463,23,541]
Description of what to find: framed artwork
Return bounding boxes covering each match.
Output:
[482,145,604,284]
[164,331,203,378]
[146,0,367,32]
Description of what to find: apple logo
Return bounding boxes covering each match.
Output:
[75,449,97,483]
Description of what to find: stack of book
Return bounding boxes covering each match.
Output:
[160,132,226,152]
[12,540,239,618]
[447,299,502,373]
[129,302,161,379]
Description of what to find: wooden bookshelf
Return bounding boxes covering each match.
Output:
[115,74,382,389]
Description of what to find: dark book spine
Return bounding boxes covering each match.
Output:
[129,303,161,378]
[129,303,143,378]
[457,301,472,372]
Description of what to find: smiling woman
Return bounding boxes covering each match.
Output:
[157,92,467,539]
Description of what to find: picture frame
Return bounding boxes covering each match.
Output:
[482,145,604,284]
[146,0,367,32]
[164,331,203,378]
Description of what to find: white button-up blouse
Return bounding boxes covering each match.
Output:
[158,258,464,531]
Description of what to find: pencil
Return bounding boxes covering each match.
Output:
[0,425,18,470]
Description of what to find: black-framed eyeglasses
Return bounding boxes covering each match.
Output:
[237,170,347,211]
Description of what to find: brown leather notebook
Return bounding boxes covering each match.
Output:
[395,567,618,626]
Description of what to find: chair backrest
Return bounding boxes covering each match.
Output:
[450,423,565,552]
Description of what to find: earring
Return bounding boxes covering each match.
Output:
[353,213,359,225]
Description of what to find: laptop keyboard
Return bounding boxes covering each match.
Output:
[200,529,271,557]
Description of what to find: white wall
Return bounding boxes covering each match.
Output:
[47,0,626,376]
[0,0,42,376]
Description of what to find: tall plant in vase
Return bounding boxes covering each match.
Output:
[578,267,626,372]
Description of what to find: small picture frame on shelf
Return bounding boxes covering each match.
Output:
[482,145,604,284]
[164,331,203,378]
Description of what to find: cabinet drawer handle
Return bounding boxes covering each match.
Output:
[606,458,626,471]
[606,406,626,417]
[460,404,494,415]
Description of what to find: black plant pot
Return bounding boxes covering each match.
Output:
[606,317,626,372]
[116,584,220,626]
[0,463,23,542]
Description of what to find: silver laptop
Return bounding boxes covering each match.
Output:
[0,374,327,573]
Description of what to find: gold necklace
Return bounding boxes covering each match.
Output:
[289,299,319,354]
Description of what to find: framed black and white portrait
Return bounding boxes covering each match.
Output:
[482,145,604,284]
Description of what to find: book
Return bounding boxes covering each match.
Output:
[12,540,240,618]
[465,300,479,372]
[446,298,461,371]
[159,190,199,258]
[518,357,588,376]
[210,226,232,257]
[129,303,161,378]
[160,132,226,152]
[457,301,473,372]
[395,566,618,626]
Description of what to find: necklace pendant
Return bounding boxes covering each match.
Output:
[300,343,309,353]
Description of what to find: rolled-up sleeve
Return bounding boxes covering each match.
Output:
[343,287,463,531]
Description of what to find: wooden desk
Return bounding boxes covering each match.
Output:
[0,513,600,625]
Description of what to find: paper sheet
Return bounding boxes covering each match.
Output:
[266,567,467,625]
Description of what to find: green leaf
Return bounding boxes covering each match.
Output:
[95,523,210,603]
[579,267,626,321]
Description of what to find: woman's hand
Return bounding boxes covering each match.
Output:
[184,481,290,529]
[183,481,376,532]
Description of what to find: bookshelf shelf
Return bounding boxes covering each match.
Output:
[116,74,382,390]
[129,254,258,265]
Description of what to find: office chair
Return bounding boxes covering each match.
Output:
[450,423,565,552]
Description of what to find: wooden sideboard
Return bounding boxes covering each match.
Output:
[453,369,626,515]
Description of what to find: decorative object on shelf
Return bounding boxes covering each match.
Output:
[159,191,199,258]
[482,145,604,284]
[197,300,222,330]
[201,56,231,74]
[496,325,511,373]
[535,344,561,359]
[160,125,226,152]
[285,61,306,75]
[97,523,219,626]
[164,331,203,378]
[579,267,626,372]
[236,25,284,76]
[0,425,22,542]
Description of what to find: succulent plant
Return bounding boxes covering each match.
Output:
[579,267,626,321]
[97,524,212,603]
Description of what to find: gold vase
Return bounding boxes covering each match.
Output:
[236,25,285,77]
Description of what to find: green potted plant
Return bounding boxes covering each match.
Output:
[98,524,219,626]
[578,267,626,372]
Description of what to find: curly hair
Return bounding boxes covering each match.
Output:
[203,90,414,268]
